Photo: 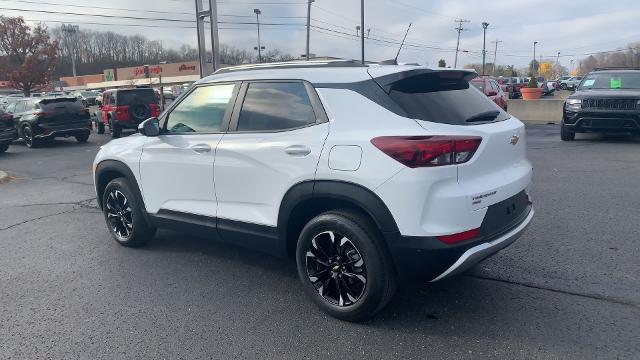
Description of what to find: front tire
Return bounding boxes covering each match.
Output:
[0,144,8,153]
[296,209,396,322]
[561,123,576,141]
[560,83,567,90]
[102,178,156,247]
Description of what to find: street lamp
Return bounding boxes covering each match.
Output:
[254,8,262,62]
[533,41,538,75]
[481,22,489,76]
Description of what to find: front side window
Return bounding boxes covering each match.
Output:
[166,84,236,133]
[237,82,317,131]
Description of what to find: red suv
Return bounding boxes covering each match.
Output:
[97,88,160,138]
[470,76,508,111]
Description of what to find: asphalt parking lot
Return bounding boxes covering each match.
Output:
[0,125,638,359]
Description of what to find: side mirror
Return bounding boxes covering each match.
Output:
[138,117,160,137]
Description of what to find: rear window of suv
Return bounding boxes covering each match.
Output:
[384,72,510,125]
[39,97,84,112]
[116,89,157,105]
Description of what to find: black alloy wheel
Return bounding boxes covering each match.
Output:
[105,189,134,241]
[305,230,367,307]
[22,125,38,148]
[296,210,396,321]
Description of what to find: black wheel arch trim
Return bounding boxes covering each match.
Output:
[94,160,150,223]
[278,180,400,251]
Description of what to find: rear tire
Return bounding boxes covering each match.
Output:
[560,83,567,90]
[21,125,39,148]
[109,118,121,139]
[296,209,396,322]
[75,133,89,143]
[97,121,105,134]
[102,177,156,247]
[561,124,575,141]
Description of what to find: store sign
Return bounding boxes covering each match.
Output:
[134,65,162,77]
[179,64,196,72]
[104,69,115,82]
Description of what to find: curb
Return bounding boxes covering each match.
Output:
[0,170,10,184]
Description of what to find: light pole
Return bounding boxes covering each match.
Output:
[305,0,314,61]
[533,41,538,75]
[254,8,262,62]
[158,61,166,111]
[481,22,489,75]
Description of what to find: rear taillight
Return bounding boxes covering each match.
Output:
[437,228,480,245]
[32,111,52,116]
[371,136,482,168]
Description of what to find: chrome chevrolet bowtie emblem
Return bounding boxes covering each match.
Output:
[510,134,520,145]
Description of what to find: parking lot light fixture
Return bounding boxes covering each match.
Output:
[482,22,489,75]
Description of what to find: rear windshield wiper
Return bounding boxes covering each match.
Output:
[465,110,500,123]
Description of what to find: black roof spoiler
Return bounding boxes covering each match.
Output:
[369,68,477,93]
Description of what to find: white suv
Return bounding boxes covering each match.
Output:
[93,61,534,321]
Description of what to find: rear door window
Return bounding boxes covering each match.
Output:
[236,82,317,131]
[381,72,510,125]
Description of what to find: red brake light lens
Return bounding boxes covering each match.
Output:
[371,136,482,168]
[437,228,480,245]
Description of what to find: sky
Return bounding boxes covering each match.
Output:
[2,0,640,70]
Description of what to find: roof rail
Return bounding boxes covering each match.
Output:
[213,59,365,75]
[593,67,640,71]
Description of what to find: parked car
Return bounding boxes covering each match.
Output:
[560,76,583,90]
[94,92,103,106]
[561,69,640,141]
[0,94,24,110]
[46,91,66,97]
[72,91,100,106]
[471,76,508,110]
[93,62,534,321]
[98,87,160,138]
[4,96,91,148]
[0,108,18,153]
[497,77,523,99]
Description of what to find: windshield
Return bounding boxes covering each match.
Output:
[578,72,640,90]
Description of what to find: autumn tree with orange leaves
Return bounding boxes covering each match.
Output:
[0,17,59,96]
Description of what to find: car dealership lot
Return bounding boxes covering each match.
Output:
[0,125,638,359]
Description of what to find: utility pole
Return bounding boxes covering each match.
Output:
[453,19,469,68]
[305,0,314,60]
[533,41,538,75]
[61,24,79,77]
[194,0,207,77]
[360,0,365,64]
[481,22,489,75]
[209,0,219,72]
[254,8,262,62]
[555,51,560,65]
[491,39,502,75]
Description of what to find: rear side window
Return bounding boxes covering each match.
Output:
[117,90,156,105]
[237,82,316,131]
[384,73,510,125]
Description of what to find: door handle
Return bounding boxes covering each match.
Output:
[285,145,311,157]
[191,143,211,154]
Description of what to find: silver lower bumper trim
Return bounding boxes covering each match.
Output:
[430,208,535,282]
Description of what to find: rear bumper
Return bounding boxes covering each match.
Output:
[0,129,18,144]
[34,124,90,138]
[431,208,533,281]
[387,200,533,282]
